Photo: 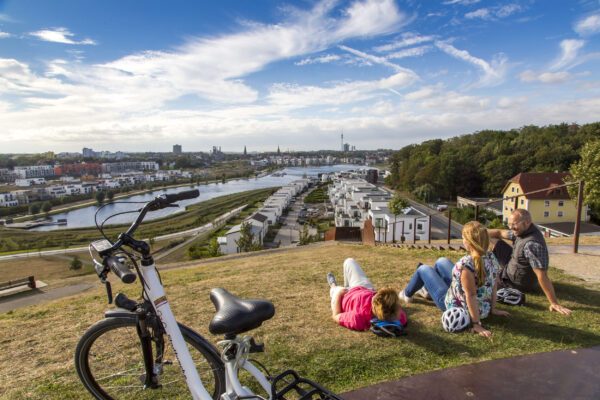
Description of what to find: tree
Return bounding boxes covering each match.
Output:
[29,202,41,215]
[388,194,409,243]
[298,224,313,246]
[413,183,435,203]
[69,256,83,270]
[206,238,223,257]
[106,191,115,202]
[95,191,106,205]
[569,140,600,207]
[235,222,261,252]
[41,201,52,217]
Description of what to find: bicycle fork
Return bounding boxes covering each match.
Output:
[136,312,161,389]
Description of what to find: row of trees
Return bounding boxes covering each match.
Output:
[386,123,600,222]
[387,123,599,200]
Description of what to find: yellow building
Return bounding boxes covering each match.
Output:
[501,172,588,225]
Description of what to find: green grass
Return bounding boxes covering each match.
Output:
[0,188,277,253]
[304,185,329,204]
[0,243,598,399]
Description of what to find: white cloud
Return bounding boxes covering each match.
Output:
[497,96,527,109]
[496,4,522,18]
[0,0,417,151]
[387,45,431,59]
[339,45,419,77]
[0,31,11,39]
[417,91,490,111]
[266,71,417,108]
[374,32,435,52]
[465,4,522,20]
[404,84,443,101]
[333,0,408,38]
[519,70,571,84]
[443,0,480,5]
[435,41,507,86]
[465,8,491,20]
[550,39,585,70]
[295,54,341,66]
[574,14,600,36]
[29,27,96,45]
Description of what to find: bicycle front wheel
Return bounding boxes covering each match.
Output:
[75,316,224,400]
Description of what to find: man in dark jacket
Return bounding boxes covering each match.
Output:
[488,209,571,315]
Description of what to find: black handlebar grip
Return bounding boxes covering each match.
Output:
[164,189,200,203]
[105,256,137,284]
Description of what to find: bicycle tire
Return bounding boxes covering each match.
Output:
[75,316,225,400]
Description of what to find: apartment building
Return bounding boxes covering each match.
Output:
[328,175,429,242]
[14,165,55,179]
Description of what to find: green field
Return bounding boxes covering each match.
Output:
[1,243,598,399]
[0,188,277,253]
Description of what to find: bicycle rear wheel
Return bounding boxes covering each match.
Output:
[75,316,224,400]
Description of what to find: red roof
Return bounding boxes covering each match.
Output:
[503,172,571,199]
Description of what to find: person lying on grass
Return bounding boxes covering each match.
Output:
[399,221,510,337]
[327,258,407,331]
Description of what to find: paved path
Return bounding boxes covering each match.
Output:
[343,346,600,399]
[0,282,93,313]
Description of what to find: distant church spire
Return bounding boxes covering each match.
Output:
[277,145,280,155]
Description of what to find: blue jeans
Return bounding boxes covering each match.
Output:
[404,257,454,311]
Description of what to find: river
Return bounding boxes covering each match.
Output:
[30,165,363,231]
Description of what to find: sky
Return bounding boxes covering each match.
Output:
[0,0,599,154]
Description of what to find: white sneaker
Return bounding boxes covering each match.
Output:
[416,287,431,300]
[398,290,413,304]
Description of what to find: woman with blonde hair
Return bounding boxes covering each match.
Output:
[399,221,509,337]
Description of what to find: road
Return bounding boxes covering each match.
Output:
[379,186,463,240]
[274,189,318,246]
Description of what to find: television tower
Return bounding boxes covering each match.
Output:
[340,131,344,152]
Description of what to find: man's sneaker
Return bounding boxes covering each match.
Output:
[416,286,431,300]
[398,290,413,304]
[326,272,337,287]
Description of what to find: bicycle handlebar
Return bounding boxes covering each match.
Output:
[96,189,200,260]
[105,256,137,284]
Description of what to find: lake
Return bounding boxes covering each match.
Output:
[31,165,364,231]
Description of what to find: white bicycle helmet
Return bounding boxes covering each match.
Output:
[497,288,526,306]
[441,307,470,333]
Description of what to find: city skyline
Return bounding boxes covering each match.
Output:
[1,0,599,153]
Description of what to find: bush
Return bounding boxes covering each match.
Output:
[69,256,83,270]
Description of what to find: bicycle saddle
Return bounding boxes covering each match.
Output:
[209,288,275,336]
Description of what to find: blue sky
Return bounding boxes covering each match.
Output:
[1,0,599,153]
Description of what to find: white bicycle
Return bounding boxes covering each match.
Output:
[74,190,342,400]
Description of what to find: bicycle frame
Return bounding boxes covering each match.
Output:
[140,260,272,400]
[86,191,316,400]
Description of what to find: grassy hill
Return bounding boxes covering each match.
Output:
[1,242,599,399]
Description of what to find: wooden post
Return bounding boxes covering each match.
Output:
[428,215,432,244]
[573,181,585,254]
[384,220,387,243]
[474,205,479,221]
[447,209,452,245]
[401,221,405,243]
[413,217,417,244]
